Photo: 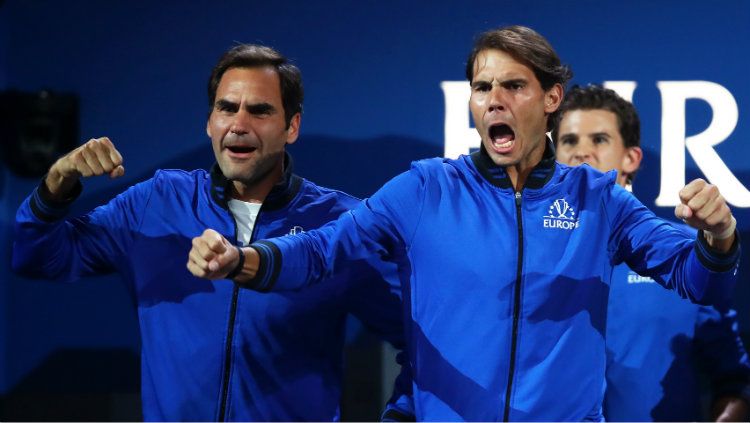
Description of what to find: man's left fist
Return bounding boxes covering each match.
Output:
[187,229,240,279]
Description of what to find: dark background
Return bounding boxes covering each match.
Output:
[1,0,749,420]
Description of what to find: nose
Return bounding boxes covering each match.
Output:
[488,85,506,113]
[230,109,251,135]
[572,144,594,163]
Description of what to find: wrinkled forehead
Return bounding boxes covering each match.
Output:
[216,66,283,101]
[472,48,537,81]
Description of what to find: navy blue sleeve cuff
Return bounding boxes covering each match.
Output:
[695,229,740,273]
[30,176,83,222]
[244,241,281,292]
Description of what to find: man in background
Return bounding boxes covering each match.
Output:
[553,84,750,421]
[12,44,408,421]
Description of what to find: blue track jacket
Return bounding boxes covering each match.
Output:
[245,142,740,421]
[605,227,750,421]
[12,154,408,421]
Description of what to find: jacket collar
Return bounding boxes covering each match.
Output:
[210,151,302,211]
[470,137,557,190]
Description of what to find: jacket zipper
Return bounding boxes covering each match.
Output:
[503,191,524,422]
[218,208,263,421]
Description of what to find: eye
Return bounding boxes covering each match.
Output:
[247,104,274,117]
[215,101,238,113]
[472,82,491,92]
[593,135,609,145]
[509,82,524,91]
[559,135,577,146]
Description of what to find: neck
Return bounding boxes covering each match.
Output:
[231,159,284,203]
[506,138,546,191]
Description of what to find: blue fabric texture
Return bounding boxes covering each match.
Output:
[250,142,740,421]
[12,156,407,421]
[605,225,750,421]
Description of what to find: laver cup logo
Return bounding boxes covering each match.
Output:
[543,199,580,230]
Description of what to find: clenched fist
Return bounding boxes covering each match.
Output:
[187,229,241,280]
[46,137,125,200]
[675,178,737,252]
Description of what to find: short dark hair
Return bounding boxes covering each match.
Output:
[207,44,303,128]
[465,26,572,130]
[551,84,640,149]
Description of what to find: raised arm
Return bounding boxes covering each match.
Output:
[12,137,149,281]
[607,179,739,306]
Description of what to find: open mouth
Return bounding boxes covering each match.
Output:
[488,124,515,151]
[226,145,257,154]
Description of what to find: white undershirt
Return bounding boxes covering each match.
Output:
[227,199,262,246]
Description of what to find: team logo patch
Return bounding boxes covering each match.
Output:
[288,225,305,235]
[543,198,580,230]
[627,270,655,284]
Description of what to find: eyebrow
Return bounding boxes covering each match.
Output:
[471,80,491,89]
[214,99,277,115]
[214,99,237,110]
[471,77,527,88]
[246,102,276,114]
[500,78,527,86]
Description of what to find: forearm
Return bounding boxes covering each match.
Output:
[703,216,738,253]
[44,166,81,202]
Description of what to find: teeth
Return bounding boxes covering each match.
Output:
[493,139,513,149]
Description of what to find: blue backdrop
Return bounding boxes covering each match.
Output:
[1,0,749,419]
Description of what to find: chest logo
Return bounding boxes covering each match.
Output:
[627,270,655,284]
[543,198,580,230]
[288,225,305,235]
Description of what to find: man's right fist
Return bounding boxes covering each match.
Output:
[46,137,125,199]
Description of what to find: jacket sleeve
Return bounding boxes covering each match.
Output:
[693,305,750,404]
[12,174,155,282]
[605,182,740,306]
[246,163,428,292]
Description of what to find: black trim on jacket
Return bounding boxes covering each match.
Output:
[210,151,302,211]
[470,137,556,190]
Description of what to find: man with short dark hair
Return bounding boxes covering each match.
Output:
[189,27,741,420]
[553,84,750,422]
[12,44,407,421]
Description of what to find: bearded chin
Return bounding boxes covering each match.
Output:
[233,150,284,187]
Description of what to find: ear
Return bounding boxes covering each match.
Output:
[206,119,211,138]
[544,83,564,114]
[285,113,301,145]
[621,146,643,177]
